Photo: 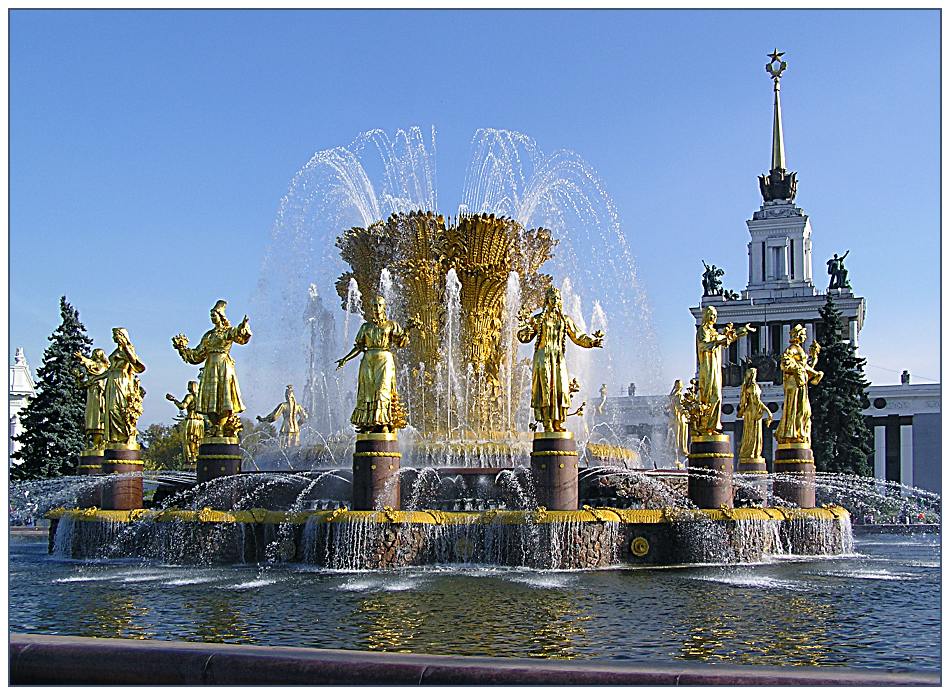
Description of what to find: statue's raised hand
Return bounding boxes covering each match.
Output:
[172,333,189,351]
[591,330,605,348]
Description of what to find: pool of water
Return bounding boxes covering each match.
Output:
[9,533,940,671]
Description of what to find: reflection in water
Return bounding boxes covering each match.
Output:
[80,592,154,641]
[672,578,838,666]
[185,594,254,645]
[350,575,591,658]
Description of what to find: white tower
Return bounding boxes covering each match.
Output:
[9,347,37,457]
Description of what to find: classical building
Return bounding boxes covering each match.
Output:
[594,52,940,494]
[9,347,37,457]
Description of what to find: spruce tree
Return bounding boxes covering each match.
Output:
[12,297,93,480]
[810,294,874,475]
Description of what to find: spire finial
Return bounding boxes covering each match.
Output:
[758,49,798,202]
[766,49,788,171]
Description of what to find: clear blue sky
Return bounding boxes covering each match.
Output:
[10,9,940,425]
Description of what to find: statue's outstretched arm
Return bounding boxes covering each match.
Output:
[258,403,284,423]
[229,316,252,346]
[174,334,207,365]
[565,316,604,348]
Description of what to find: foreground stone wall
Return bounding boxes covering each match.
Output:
[47,507,852,569]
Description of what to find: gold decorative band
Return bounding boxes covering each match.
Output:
[737,470,768,475]
[356,433,398,442]
[353,451,402,458]
[103,460,144,466]
[534,431,574,440]
[774,460,816,466]
[76,464,102,470]
[777,442,811,450]
[198,454,243,460]
[688,452,733,459]
[692,434,729,443]
[531,450,578,457]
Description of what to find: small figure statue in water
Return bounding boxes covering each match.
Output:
[827,250,851,290]
[337,295,418,433]
[74,348,110,452]
[166,381,205,465]
[517,287,604,433]
[258,385,309,447]
[667,379,689,463]
[737,368,772,460]
[775,324,823,445]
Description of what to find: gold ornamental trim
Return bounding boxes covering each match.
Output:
[80,450,105,457]
[353,451,402,458]
[688,452,733,459]
[738,457,766,465]
[630,536,650,557]
[76,464,102,470]
[202,436,240,445]
[736,470,768,475]
[104,443,141,452]
[534,431,575,440]
[44,505,850,526]
[530,450,578,457]
[103,460,144,467]
[774,460,816,466]
[777,442,811,450]
[356,433,398,442]
[691,434,729,443]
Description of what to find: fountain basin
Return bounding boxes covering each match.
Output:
[47,506,852,569]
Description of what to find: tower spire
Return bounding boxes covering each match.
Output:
[758,49,798,202]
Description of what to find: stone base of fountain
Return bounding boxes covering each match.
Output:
[531,432,579,511]
[197,438,242,484]
[774,443,816,508]
[352,433,400,511]
[46,505,852,569]
[102,448,143,510]
[687,435,734,509]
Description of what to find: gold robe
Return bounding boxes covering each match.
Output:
[738,380,768,459]
[178,393,204,463]
[669,390,689,458]
[262,399,308,436]
[178,323,252,418]
[78,356,109,437]
[776,343,813,444]
[696,324,729,434]
[351,320,408,428]
[518,311,599,425]
[103,345,145,447]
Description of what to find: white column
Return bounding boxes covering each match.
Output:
[781,323,791,351]
[805,322,815,344]
[900,424,914,491]
[849,320,858,347]
[737,334,749,362]
[760,324,769,354]
[874,426,886,480]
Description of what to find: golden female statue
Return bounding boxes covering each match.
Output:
[668,379,689,462]
[258,385,309,446]
[74,348,110,451]
[517,287,604,433]
[102,328,146,449]
[166,381,204,465]
[336,295,416,433]
[172,300,251,439]
[776,325,823,445]
[737,368,772,460]
[695,306,751,435]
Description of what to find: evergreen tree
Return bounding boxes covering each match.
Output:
[810,295,873,475]
[12,297,93,480]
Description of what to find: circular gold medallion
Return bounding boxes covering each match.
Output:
[630,536,650,557]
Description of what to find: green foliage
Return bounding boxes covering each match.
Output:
[811,295,874,476]
[12,297,92,480]
[141,422,187,471]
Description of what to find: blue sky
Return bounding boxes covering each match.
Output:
[10,9,940,425]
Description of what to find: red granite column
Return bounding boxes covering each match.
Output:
[531,431,579,511]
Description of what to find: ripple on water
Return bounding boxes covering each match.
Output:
[228,578,279,590]
[686,573,805,591]
[806,569,919,581]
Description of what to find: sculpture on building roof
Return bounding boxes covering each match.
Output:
[827,250,851,290]
[701,261,724,296]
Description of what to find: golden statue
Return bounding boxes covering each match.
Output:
[166,381,204,465]
[172,300,252,440]
[257,385,309,447]
[102,328,146,449]
[776,325,823,445]
[737,368,772,460]
[74,348,110,452]
[695,306,752,435]
[336,295,417,433]
[517,287,603,433]
[668,379,689,462]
